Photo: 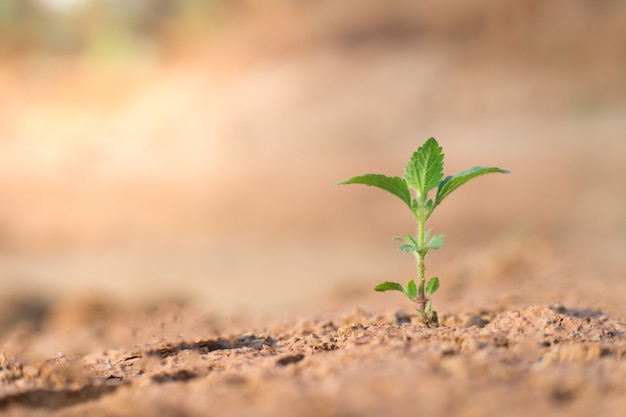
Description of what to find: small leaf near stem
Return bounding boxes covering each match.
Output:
[426,234,444,249]
[374,281,406,294]
[406,279,417,299]
[425,277,440,297]
[398,244,417,253]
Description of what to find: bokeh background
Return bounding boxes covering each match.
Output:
[1,0,625,320]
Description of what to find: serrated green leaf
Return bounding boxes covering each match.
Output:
[426,234,445,249]
[435,166,509,207]
[404,138,444,201]
[398,234,422,252]
[425,277,440,297]
[374,281,406,294]
[398,244,417,252]
[406,280,417,299]
[336,174,411,208]
[405,234,418,246]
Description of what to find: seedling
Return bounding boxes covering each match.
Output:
[336,137,509,326]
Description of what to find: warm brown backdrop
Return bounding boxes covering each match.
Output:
[1,0,625,318]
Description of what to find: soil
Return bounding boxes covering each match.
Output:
[1,2,626,416]
[1,301,625,417]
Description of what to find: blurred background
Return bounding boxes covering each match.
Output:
[0,0,625,320]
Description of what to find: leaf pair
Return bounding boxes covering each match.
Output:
[374,277,440,301]
[396,231,444,253]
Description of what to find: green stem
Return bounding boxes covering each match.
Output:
[416,218,427,315]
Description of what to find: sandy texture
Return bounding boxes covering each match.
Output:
[1,302,625,417]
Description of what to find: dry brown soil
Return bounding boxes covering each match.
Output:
[1,301,625,417]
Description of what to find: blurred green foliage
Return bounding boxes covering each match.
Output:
[0,0,230,60]
[1,0,624,70]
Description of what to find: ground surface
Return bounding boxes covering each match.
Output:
[1,302,626,417]
[1,1,626,416]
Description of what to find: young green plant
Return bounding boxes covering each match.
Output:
[336,137,509,325]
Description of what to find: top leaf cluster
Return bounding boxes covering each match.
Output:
[337,138,509,222]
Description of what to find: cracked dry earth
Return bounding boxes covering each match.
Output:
[1,302,625,417]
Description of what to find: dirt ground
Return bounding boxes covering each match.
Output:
[1,302,625,417]
[1,1,626,416]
